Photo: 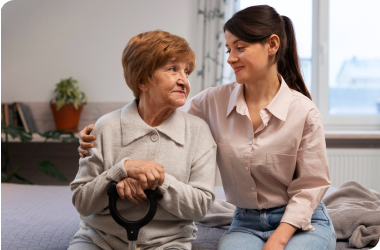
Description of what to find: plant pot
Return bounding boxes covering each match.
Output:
[50,103,83,132]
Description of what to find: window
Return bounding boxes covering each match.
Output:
[225,0,380,130]
[315,0,380,130]
[328,0,380,116]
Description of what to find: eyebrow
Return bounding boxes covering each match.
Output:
[225,39,241,47]
[164,59,189,68]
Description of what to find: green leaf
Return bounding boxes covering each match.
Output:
[38,161,68,182]
[1,123,32,142]
[38,130,78,143]
[14,173,33,184]
[2,172,9,182]
[1,120,6,128]
[51,77,87,108]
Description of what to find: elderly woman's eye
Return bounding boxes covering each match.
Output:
[169,67,175,71]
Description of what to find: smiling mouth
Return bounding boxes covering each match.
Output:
[233,66,244,73]
[173,91,186,95]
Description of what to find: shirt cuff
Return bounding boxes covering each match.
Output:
[158,173,174,195]
[107,157,129,182]
[281,202,315,231]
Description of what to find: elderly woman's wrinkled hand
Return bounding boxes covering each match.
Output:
[116,177,146,204]
[123,160,165,190]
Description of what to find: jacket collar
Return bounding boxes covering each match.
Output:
[121,100,185,146]
[226,76,292,121]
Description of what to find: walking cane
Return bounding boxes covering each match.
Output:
[107,181,161,250]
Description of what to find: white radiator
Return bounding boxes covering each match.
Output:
[327,149,380,192]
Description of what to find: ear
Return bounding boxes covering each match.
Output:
[268,34,280,56]
[138,80,149,92]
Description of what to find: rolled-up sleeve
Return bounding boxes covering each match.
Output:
[281,108,331,231]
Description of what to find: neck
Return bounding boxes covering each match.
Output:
[244,66,280,107]
[137,96,174,127]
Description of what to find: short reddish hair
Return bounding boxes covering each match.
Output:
[122,30,196,98]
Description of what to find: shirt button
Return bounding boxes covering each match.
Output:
[249,141,253,145]
[245,166,248,170]
[151,134,158,142]
[260,111,263,115]
[251,187,256,191]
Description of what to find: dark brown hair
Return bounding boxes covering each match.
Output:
[224,5,311,99]
[122,30,195,98]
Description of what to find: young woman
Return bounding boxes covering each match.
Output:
[78,5,336,250]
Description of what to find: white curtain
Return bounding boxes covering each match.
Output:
[196,0,239,90]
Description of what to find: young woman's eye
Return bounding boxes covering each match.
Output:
[225,50,231,54]
[237,47,244,51]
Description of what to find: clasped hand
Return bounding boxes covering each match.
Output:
[116,160,165,204]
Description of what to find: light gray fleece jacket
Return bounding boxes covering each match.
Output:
[70,100,217,250]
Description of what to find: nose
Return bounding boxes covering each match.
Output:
[177,71,189,86]
[227,52,238,65]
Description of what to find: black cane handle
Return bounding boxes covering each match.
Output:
[107,181,161,241]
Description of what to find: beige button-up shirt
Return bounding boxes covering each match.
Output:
[181,77,331,231]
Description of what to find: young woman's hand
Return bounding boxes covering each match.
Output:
[123,160,165,190]
[116,177,146,204]
[262,222,297,250]
[262,239,286,250]
[78,124,96,158]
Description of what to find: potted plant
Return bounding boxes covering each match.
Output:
[50,77,88,132]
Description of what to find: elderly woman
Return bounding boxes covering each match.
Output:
[68,30,217,250]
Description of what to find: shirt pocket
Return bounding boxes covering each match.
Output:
[265,153,297,187]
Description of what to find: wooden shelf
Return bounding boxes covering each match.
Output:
[1,132,79,143]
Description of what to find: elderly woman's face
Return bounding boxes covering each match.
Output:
[148,59,191,109]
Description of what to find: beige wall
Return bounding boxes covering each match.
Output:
[1,0,201,103]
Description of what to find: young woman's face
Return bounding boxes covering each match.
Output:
[146,59,191,109]
[225,30,271,84]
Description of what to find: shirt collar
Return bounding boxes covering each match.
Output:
[226,76,292,121]
[227,83,248,117]
[121,100,185,146]
[266,76,292,121]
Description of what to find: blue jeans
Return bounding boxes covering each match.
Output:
[218,203,336,250]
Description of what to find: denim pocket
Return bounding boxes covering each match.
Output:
[233,208,245,219]
[311,203,332,231]
[320,204,336,233]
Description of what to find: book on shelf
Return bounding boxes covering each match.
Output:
[8,105,13,126]
[3,104,9,126]
[1,102,37,133]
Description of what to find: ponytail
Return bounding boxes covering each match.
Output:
[224,5,312,100]
[278,16,311,100]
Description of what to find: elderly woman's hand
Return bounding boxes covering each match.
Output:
[116,177,146,204]
[123,160,165,190]
[78,124,96,158]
